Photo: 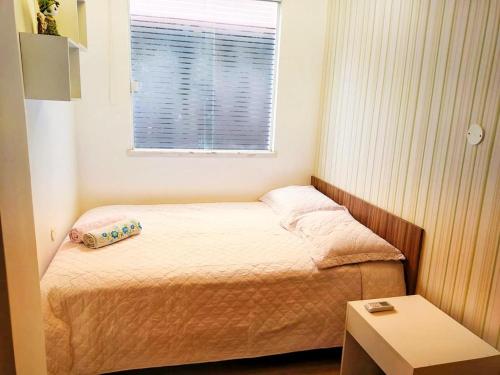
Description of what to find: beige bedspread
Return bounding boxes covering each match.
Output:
[41,203,405,375]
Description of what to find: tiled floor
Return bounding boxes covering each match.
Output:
[114,348,342,375]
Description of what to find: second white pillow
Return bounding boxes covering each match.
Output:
[287,210,405,268]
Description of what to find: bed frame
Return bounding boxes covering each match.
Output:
[311,176,423,295]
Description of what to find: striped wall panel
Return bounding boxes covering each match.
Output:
[316,0,499,348]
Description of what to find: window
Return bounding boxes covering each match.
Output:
[129,0,280,151]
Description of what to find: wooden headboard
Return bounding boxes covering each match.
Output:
[311,176,423,295]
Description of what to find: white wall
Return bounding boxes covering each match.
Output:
[13,0,81,277]
[75,0,328,211]
[25,101,79,275]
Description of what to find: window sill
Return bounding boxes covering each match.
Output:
[127,148,277,158]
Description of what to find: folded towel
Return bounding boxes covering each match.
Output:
[82,219,142,249]
[69,215,127,243]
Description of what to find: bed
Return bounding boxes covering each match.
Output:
[41,177,423,375]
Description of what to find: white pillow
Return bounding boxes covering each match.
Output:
[288,210,405,268]
[259,185,342,219]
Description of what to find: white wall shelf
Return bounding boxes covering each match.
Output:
[19,33,81,101]
[57,0,88,49]
[77,0,88,49]
[18,0,88,101]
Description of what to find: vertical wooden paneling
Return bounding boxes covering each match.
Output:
[316,0,500,349]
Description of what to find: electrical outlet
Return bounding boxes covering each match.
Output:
[50,229,56,242]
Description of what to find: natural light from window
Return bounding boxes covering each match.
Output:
[129,0,280,152]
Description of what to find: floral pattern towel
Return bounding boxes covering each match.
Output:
[69,215,127,243]
[83,219,142,249]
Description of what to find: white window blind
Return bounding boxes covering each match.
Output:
[130,0,280,151]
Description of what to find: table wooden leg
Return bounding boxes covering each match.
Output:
[340,331,384,375]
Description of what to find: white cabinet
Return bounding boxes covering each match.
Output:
[19,0,88,101]
[19,33,82,101]
[56,0,88,49]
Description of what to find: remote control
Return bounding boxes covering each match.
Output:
[364,301,394,313]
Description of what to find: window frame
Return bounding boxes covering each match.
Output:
[127,0,282,156]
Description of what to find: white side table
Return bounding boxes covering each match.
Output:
[340,295,500,375]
